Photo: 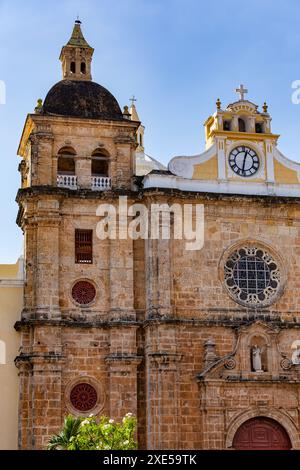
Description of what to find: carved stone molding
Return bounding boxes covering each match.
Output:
[148,352,182,371]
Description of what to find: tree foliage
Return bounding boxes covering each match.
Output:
[47,413,137,450]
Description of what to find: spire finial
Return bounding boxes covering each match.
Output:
[216,98,221,110]
[35,98,43,114]
[129,96,140,121]
[262,101,268,113]
[130,95,137,106]
[60,20,94,81]
[123,105,131,120]
[235,84,248,101]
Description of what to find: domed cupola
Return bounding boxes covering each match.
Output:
[42,20,124,121]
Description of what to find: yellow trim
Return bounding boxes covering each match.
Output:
[0,262,20,279]
[192,155,218,180]
[209,130,280,141]
[274,159,299,184]
[17,115,34,157]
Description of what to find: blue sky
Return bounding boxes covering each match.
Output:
[1,0,300,262]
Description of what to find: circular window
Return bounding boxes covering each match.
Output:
[224,246,281,307]
[72,280,96,305]
[70,383,98,412]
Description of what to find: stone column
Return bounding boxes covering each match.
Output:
[105,325,141,422]
[199,381,225,449]
[76,156,91,189]
[15,358,33,449]
[216,137,226,181]
[146,349,182,449]
[16,325,63,450]
[113,134,136,189]
[35,205,60,319]
[29,129,54,186]
[108,204,135,321]
[16,353,63,450]
[145,202,174,319]
[30,356,63,449]
[22,212,37,319]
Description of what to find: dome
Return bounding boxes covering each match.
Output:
[43,80,124,120]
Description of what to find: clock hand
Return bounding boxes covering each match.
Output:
[242,150,248,173]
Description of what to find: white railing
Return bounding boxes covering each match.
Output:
[57,174,77,189]
[91,176,111,191]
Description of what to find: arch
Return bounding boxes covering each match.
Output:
[70,61,76,73]
[255,122,263,133]
[0,340,6,364]
[223,120,231,131]
[226,409,299,449]
[91,148,110,158]
[81,62,86,74]
[57,146,76,175]
[238,118,246,132]
[232,417,291,450]
[58,146,76,156]
[91,148,109,177]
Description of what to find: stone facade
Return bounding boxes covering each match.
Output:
[15,183,300,449]
[14,22,300,450]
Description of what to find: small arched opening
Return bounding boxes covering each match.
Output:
[223,120,231,131]
[238,118,246,132]
[255,122,263,133]
[57,146,76,175]
[81,62,86,74]
[70,62,76,74]
[91,148,109,177]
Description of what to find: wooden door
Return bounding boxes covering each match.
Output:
[233,417,291,450]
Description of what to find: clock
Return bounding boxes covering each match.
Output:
[229,146,259,177]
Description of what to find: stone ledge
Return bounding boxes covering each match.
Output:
[14,315,300,331]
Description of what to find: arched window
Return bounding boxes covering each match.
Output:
[91,148,109,177]
[238,118,246,132]
[57,146,76,175]
[255,123,263,133]
[223,120,231,131]
[139,134,143,147]
[81,62,86,74]
[70,62,76,74]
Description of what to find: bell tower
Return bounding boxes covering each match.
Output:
[59,19,94,81]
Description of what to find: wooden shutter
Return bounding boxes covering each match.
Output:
[75,229,93,264]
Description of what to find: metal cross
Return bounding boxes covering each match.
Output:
[130,95,137,106]
[235,84,248,101]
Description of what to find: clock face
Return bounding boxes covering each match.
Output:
[229,146,259,177]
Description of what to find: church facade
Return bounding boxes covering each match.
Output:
[14,21,300,450]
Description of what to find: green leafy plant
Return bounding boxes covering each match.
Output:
[47,413,137,450]
[47,415,82,450]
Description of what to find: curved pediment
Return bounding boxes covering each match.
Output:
[197,321,300,383]
[168,143,217,179]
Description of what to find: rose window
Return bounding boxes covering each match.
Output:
[224,246,281,307]
[72,280,96,305]
[70,383,98,412]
